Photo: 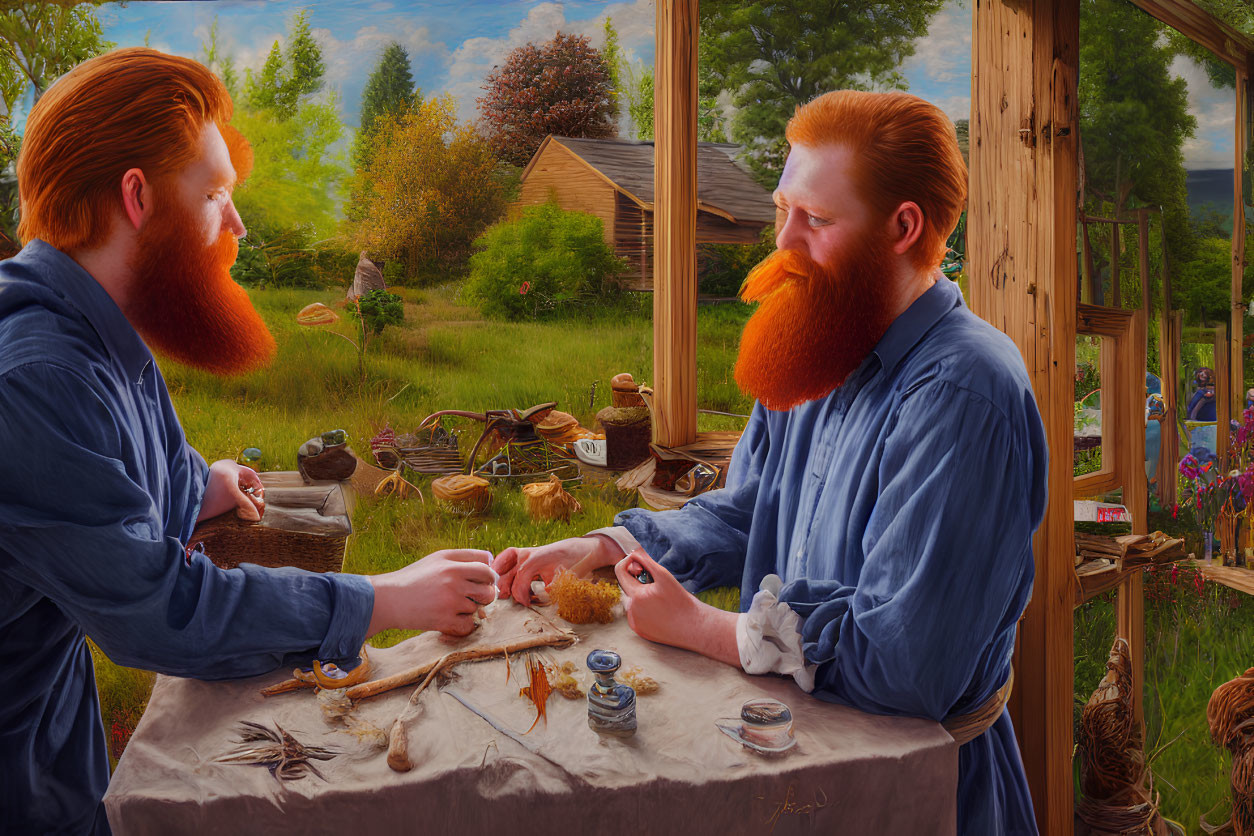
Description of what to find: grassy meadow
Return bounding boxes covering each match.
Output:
[94,283,749,767]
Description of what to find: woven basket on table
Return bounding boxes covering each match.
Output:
[189,472,352,574]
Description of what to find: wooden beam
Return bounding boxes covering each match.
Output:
[1082,221,1096,304]
[1115,309,1148,729]
[1112,221,1121,308]
[1233,71,1248,426]
[1157,310,1182,509]
[652,0,699,446]
[1138,210,1151,331]
[1078,303,1135,338]
[1217,322,1231,470]
[1128,0,1252,68]
[970,1,1078,832]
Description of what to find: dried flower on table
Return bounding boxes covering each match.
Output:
[548,567,620,624]
[216,721,338,783]
[316,688,388,749]
[620,665,659,696]
[550,660,584,700]
[518,656,553,733]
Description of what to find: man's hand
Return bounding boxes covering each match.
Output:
[367,549,497,637]
[197,459,265,523]
[492,535,622,605]
[614,548,742,668]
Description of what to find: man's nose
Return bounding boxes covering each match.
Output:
[774,208,809,258]
[224,198,246,239]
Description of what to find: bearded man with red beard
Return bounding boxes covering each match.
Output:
[496,91,1047,835]
[0,49,498,835]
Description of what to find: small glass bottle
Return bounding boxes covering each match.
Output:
[586,649,636,736]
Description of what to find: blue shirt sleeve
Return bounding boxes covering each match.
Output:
[613,403,768,593]
[779,379,1044,722]
[0,363,374,679]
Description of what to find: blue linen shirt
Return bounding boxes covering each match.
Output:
[618,277,1048,835]
[0,241,375,834]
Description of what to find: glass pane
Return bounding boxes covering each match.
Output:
[1075,335,1103,476]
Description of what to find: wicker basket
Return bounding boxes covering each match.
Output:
[189,472,351,574]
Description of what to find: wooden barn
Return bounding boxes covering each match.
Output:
[514,135,776,290]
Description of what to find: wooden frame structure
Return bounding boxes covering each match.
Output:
[966,1,1251,833]
[650,1,1249,832]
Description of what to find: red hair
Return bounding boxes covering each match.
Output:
[17,47,235,251]
[786,90,967,269]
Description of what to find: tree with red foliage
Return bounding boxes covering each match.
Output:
[477,32,616,167]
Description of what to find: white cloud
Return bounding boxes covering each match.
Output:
[930,93,971,124]
[1171,53,1235,170]
[312,22,448,91]
[901,2,971,87]
[443,0,655,123]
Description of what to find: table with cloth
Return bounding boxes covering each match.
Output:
[104,598,958,835]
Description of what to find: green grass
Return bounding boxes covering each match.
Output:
[1074,562,1254,832]
[94,283,748,767]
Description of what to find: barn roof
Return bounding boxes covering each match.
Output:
[524,135,776,225]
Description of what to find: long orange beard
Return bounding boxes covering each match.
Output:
[126,197,275,376]
[734,235,898,411]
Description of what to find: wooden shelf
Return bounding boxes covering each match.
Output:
[1197,562,1254,595]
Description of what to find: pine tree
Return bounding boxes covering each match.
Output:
[355,42,418,165]
[278,10,324,116]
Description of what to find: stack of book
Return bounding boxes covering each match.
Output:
[1074,531,1187,578]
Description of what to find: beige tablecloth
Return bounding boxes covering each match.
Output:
[105,600,957,835]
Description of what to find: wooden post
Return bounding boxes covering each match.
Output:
[1116,309,1148,728]
[1218,321,1231,470]
[1157,309,1181,509]
[970,1,1078,833]
[1082,220,1097,304]
[1111,221,1121,308]
[1138,210,1151,330]
[652,0,699,447]
[1233,71,1248,426]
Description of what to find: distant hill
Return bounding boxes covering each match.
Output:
[1186,168,1231,207]
[1186,168,1233,219]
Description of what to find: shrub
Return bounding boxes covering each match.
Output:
[465,202,627,320]
[352,288,404,336]
[697,225,776,298]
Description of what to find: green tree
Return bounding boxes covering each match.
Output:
[698,0,945,187]
[0,2,112,115]
[349,95,508,283]
[602,18,623,121]
[626,68,653,140]
[0,2,112,250]
[243,10,325,120]
[200,17,239,101]
[353,42,418,170]
[1079,0,1196,307]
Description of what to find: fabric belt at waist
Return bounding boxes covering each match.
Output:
[942,665,1014,747]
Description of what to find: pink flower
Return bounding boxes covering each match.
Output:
[520,281,531,295]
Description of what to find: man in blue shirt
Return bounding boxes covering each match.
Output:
[496,91,1047,834]
[0,49,497,834]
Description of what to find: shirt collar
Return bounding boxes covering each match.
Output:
[18,239,154,384]
[871,277,962,377]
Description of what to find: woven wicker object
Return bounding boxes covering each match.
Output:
[521,473,583,522]
[189,472,351,574]
[431,474,491,514]
[1205,667,1254,834]
[1075,637,1170,836]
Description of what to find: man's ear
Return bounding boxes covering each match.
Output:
[120,168,151,232]
[886,201,925,257]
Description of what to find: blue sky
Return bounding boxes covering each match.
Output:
[38,0,1243,170]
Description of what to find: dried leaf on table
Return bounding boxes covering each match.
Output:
[519,656,553,733]
[217,721,339,783]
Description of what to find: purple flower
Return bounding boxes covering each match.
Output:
[1179,454,1200,480]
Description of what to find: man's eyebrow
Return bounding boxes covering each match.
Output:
[209,170,237,190]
